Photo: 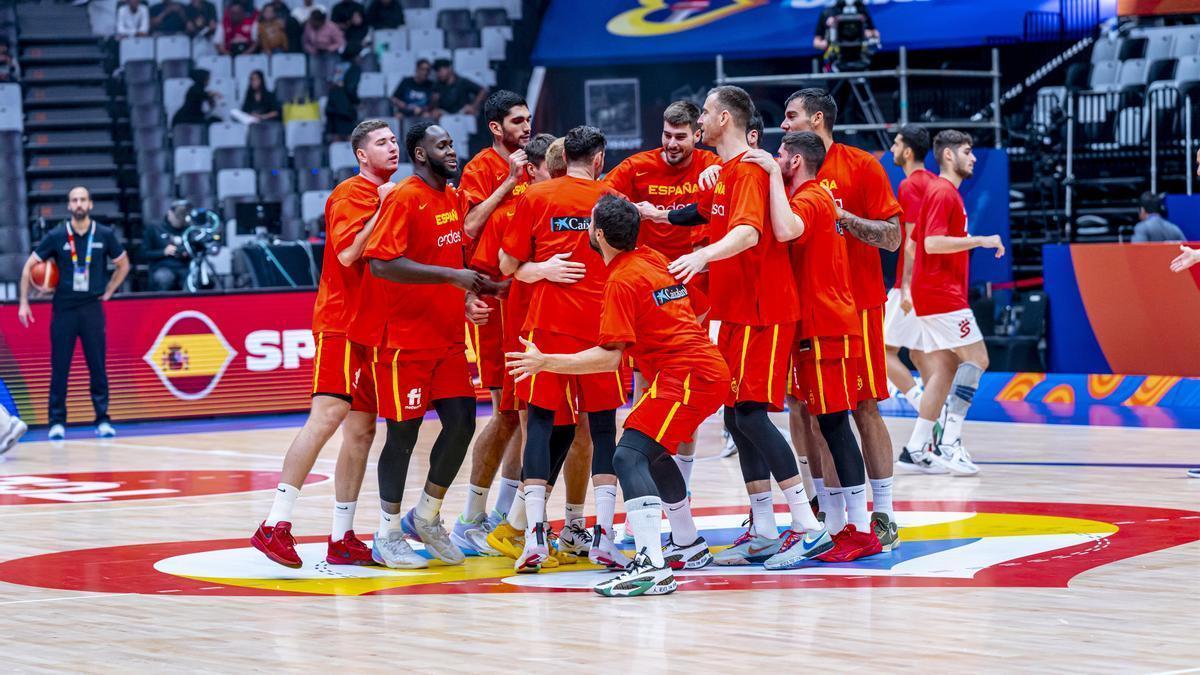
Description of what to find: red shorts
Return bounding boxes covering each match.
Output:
[517,329,626,419]
[856,305,889,403]
[468,297,505,389]
[717,321,795,412]
[312,333,375,413]
[626,372,727,452]
[372,345,475,422]
[791,335,862,416]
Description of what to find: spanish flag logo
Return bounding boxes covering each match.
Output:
[143,311,237,401]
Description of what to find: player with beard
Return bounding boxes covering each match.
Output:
[450,90,531,555]
[251,119,397,569]
[507,195,729,596]
[781,88,903,549]
[349,122,503,568]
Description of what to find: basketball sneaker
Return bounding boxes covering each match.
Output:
[0,417,27,455]
[250,520,302,569]
[556,520,593,559]
[545,523,576,565]
[936,440,980,476]
[871,512,900,552]
[719,429,738,458]
[816,524,883,563]
[515,522,549,574]
[589,524,631,570]
[326,530,374,566]
[485,508,505,531]
[371,530,428,569]
[1189,468,1200,479]
[450,512,499,556]
[763,527,834,570]
[401,509,465,565]
[486,520,524,560]
[96,422,116,438]
[593,550,677,598]
[712,520,783,566]
[47,424,65,441]
[663,535,712,570]
[896,445,949,474]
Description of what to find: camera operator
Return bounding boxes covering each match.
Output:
[142,199,192,291]
[813,0,879,57]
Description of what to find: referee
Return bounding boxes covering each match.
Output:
[17,187,130,441]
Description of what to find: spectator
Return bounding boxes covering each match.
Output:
[173,68,222,126]
[1133,192,1186,243]
[365,0,403,30]
[336,4,368,58]
[142,200,192,292]
[184,0,218,39]
[216,2,258,55]
[150,0,189,35]
[0,43,20,83]
[240,70,281,122]
[391,58,434,119]
[303,9,344,56]
[432,59,486,117]
[324,59,361,142]
[329,0,364,29]
[291,0,325,26]
[116,0,150,39]
[257,4,290,53]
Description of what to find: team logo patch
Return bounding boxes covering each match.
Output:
[652,284,688,306]
[3,502,1194,596]
[550,216,590,232]
[0,471,328,506]
[144,311,236,401]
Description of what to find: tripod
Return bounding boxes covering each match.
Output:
[830,76,890,149]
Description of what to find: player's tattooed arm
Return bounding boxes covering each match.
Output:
[840,212,901,251]
[505,337,623,382]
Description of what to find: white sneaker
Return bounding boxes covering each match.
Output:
[719,429,738,458]
[593,549,677,598]
[48,424,66,441]
[514,523,549,574]
[936,440,980,476]
[96,422,116,438]
[370,531,428,569]
[0,418,28,455]
[556,520,593,557]
[896,445,949,474]
[662,535,712,570]
[588,525,631,570]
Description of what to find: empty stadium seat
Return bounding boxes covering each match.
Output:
[252,145,288,170]
[357,72,387,99]
[409,28,445,51]
[274,77,311,103]
[329,142,356,172]
[258,168,295,199]
[209,122,248,149]
[134,126,167,150]
[156,35,191,63]
[285,120,323,149]
[124,60,158,84]
[1118,58,1150,90]
[297,167,333,192]
[235,54,271,92]
[248,121,285,147]
[359,97,392,117]
[454,48,489,74]
[375,28,407,53]
[172,123,207,146]
[127,81,159,106]
[163,77,192,121]
[178,171,214,200]
[140,172,174,201]
[213,146,250,171]
[119,36,154,65]
[439,0,472,9]
[1173,31,1200,59]
[131,103,164,130]
[481,25,510,60]
[439,9,473,31]
[217,168,257,200]
[195,54,233,80]
[161,58,191,80]
[474,7,508,27]
[293,144,326,170]
[446,29,480,50]
[1145,32,1175,63]
[175,146,213,175]
[301,189,332,225]
[381,52,417,84]
[270,53,307,84]
[405,9,436,29]
[1090,60,1120,89]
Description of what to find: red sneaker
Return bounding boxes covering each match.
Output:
[251,520,302,569]
[815,524,883,563]
[326,530,374,566]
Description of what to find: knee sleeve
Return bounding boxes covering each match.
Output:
[727,406,770,483]
[588,410,617,476]
[734,402,799,483]
[546,424,576,486]
[649,453,687,504]
[948,362,984,416]
[427,397,476,488]
[522,404,556,481]
[612,429,665,500]
[817,412,865,488]
[379,418,421,503]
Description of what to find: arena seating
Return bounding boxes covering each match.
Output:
[0,1,24,286]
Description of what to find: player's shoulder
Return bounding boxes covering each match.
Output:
[521,176,558,199]
[694,148,721,166]
[730,155,769,182]
[330,174,375,201]
[620,148,660,167]
[463,146,502,174]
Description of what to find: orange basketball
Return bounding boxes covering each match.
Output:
[31,259,58,292]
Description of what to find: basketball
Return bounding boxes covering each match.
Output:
[30,259,57,292]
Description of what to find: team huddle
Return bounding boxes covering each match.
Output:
[249,83,1004,597]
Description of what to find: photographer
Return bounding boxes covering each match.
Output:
[142,200,192,291]
[813,0,879,63]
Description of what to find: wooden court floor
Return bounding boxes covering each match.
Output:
[1,413,1199,672]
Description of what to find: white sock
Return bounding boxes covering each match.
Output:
[565,502,585,526]
[509,488,529,530]
[464,484,488,521]
[824,488,847,533]
[750,491,777,539]
[904,384,923,410]
[379,508,401,536]
[783,482,822,532]
[331,501,356,540]
[907,417,935,451]
[523,485,546,537]
[869,477,894,517]
[494,477,520,516]
[943,413,965,446]
[797,456,816,505]
[814,477,827,497]
[414,491,442,521]
[664,497,697,544]
[265,483,300,527]
[594,484,618,535]
[673,454,695,489]
[625,496,666,567]
[844,483,869,530]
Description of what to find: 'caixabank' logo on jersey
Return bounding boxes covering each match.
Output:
[551,216,591,232]
[2,501,1195,597]
[143,311,236,400]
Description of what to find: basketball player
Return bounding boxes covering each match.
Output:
[250,119,396,569]
[886,125,935,417]
[902,130,1004,477]
[451,90,531,555]
[499,125,628,573]
[507,195,729,596]
[350,122,503,568]
[781,88,902,547]
[668,86,826,566]
[1170,147,1200,479]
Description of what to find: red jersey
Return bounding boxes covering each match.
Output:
[350,176,468,352]
[602,148,720,261]
[817,143,902,310]
[895,168,937,289]
[313,174,380,335]
[458,146,530,263]
[912,176,970,316]
[599,246,727,385]
[788,179,860,340]
[501,175,614,341]
[699,152,799,326]
[470,203,513,278]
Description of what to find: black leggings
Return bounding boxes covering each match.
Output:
[588,409,617,476]
[611,429,687,503]
[818,411,865,487]
[523,404,576,483]
[378,397,476,505]
[727,402,799,484]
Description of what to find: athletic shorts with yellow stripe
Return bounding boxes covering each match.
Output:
[517,329,627,420]
[791,334,863,415]
[716,321,796,412]
[312,332,375,413]
[625,371,728,453]
[855,304,890,403]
